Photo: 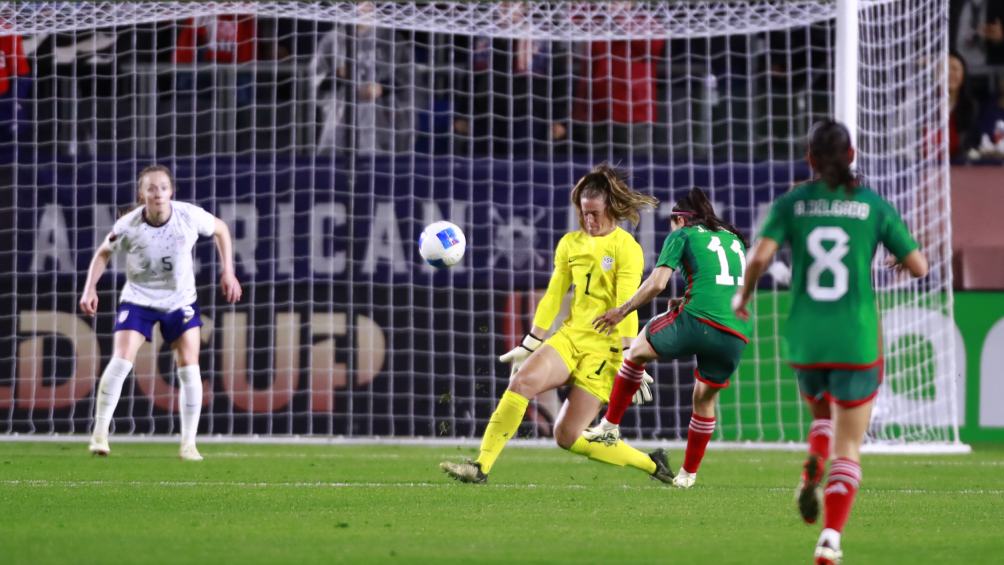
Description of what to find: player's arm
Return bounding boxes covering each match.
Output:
[893,250,928,278]
[500,238,572,366]
[879,199,928,278]
[592,266,673,336]
[732,237,779,321]
[213,217,243,304]
[78,233,116,317]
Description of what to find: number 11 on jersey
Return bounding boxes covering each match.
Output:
[708,236,747,286]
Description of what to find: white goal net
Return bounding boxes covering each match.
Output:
[0,1,962,450]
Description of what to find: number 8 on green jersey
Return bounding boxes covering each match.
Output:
[758,180,919,369]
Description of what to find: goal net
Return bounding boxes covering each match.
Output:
[0,1,963,450]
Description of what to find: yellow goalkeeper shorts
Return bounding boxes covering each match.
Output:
[545,328,622,403]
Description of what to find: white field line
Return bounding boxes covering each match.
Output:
[2,479,1002,496]
[0,434,974,454]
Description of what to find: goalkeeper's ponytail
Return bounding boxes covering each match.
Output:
[571,163,658,228]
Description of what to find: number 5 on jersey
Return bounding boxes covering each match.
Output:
[707,236,747,286]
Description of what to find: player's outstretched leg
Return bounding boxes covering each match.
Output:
[89,357,133,456]
[440,389,529,484]
[582,358,647,446]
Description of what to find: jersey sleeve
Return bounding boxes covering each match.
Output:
[186,203,218,237]
[655,230,686,270]
[878,199,920,260]
[532,235,573,331]
[758,196,790,244]
[107,212,135,252]
[615,237,644,339]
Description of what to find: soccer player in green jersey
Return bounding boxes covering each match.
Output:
[733,120,929,565]
[586,187,751,489]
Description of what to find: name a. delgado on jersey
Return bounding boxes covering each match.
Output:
[794,199,870,220]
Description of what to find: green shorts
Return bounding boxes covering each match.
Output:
[644,309,747,388]
[795,364,883,407]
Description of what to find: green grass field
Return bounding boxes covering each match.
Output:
[2,441,1003,564]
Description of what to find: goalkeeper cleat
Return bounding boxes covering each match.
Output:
[440,459,487,484]
[179,443,204,462]
[88,433,110,456]
[672,468,696,489]
[582,423,621,446]
[797,454,823,524]
[647,449,675,484]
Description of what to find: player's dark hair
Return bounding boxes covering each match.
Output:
[808,119,857,195]
[672,187,749,248]
[571,163,658,229]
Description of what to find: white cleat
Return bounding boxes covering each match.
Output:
[179,443,204,462]
[814,529,843,565]
[673,469,697,489]
[814,542,843,565]
[582,423,621,446]
[88,434,110,456]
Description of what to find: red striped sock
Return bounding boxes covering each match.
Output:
[683,414,716,473]
[603,359,646,425]
[805,419,833,479]
[823,458,861,533]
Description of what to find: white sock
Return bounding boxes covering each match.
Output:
[818,528,841,551]
[177,365,203,446]
[93,357,133,437]
[599,417,618,430]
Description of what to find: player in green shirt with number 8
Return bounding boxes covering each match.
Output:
[733,120,929,565]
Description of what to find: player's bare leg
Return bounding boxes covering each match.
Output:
[799,398,833,523]
[583,334,658,445]
[814,400,872,565]
[172,327,204,461]
[89,330,146,456]
[559,387,672,483]
[441,345,569,483]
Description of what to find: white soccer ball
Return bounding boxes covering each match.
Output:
[418,221,466,269]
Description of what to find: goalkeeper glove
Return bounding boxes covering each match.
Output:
[632,370,654,405]
[499,333,544,374]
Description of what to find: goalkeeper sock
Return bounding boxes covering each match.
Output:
[805,418,833,479]
[823,458,861,533]
[476,390,529,474]
[682,414,715,473]
[92,357,133,436]
[603,359,646,425]
[568,437,656,474]
[177,365,203,445]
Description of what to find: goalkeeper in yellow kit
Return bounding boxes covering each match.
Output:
[440,164,674,484]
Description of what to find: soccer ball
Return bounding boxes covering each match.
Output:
[418,221,466,269]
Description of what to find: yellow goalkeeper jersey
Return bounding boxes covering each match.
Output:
[533,226,644,344]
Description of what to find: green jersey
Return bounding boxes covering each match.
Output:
[759,181,919,367]
[656,225,752,341]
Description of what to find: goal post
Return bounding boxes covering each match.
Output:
[0,1,964,452]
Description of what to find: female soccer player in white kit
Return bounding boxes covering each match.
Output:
[79,165,242,460]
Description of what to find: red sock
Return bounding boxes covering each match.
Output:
[823,457,861,533]
[603,359,646,425]
[805,419,832,479]
[683,414,715,473]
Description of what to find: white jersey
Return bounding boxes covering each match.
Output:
[109,201,217,311]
